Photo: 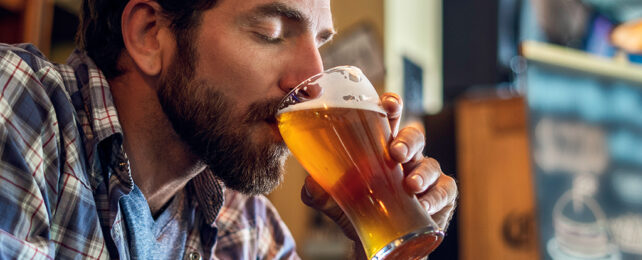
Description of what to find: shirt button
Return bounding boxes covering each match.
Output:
[188,252,201,260]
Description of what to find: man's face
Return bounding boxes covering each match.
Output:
[157,0,334,194]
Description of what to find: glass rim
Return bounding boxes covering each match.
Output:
[277,65,362,110]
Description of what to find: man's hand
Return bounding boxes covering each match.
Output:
[300,93,458,243]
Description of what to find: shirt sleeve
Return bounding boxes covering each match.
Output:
[214,191,300,260]
[0,44,107,260]
[0,46,59,259]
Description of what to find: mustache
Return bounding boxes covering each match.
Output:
[244,97,284,124]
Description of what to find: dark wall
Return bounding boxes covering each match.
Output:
[0,8,24,44]
[422,105,459,260]
[429,1,504,258]
[443,0,500,102]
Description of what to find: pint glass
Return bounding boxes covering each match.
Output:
[277,66,444,259]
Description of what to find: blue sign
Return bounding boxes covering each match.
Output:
[525,44,642,260]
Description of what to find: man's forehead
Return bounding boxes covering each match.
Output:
[229,0,331,13]
[222,0,334,29]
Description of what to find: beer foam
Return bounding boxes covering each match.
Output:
[278,66,386,115]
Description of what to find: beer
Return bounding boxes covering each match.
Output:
[278,107,442,259]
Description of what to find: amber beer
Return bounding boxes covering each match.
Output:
[278,106,443,259]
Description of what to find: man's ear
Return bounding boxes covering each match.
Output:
[121,0,168,76]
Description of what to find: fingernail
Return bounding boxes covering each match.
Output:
[422,200,431,213]
[411,175,424,189]
[393,142,408,159]
[386,96,400,104]
[304,185,312,198]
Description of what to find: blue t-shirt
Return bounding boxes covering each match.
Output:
[120,185,194,259]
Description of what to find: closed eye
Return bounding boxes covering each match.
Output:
[254,32,284,44]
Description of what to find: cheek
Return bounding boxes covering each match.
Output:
[193,59,279,116]
[194,28,284,100]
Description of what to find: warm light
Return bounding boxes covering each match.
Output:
[378,200,389,216]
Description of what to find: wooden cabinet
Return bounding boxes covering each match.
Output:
[0,0,54,56]
[456,94,540,259]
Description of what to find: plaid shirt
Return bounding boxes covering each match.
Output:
[0,43,298,259]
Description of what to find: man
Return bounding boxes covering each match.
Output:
[0,0,457,258]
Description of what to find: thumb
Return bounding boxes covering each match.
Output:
[381,93,403,136]
[301,176,359,240]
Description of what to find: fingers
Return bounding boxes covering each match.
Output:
[418,174,458,215]
[381,93,403,135]
[404,157,442,193]
[301,175,359,240]
[301,175,334,211]
[431,201,456,231]
[381,93,426,165]
[301,176,344,223]
[401,156,458,230]
[390,126,425,164]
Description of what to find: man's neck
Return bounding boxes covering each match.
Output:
[108,69,205,215]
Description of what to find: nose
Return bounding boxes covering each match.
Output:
[278,37,324,94]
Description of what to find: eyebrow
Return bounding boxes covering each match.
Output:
[255,2,307,25]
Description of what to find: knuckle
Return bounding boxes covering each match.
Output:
[410,164,429,181]
[428,188,450,211]
[425,156,438,165]
[403,126,424,140]
[397,128,425,151]
[444,175,457,189]
[435,186,449,202]
[441,176,458,203]
[424,157,442,172]
[420,159,433,171]
[413,152,425,163]
[417,161,439,181]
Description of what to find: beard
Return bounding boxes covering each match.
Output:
[156,40,289,195]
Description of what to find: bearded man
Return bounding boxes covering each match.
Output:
[0,0,457,258]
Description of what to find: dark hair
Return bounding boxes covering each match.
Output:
[76,0,218,79]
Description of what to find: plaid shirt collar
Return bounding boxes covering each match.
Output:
[66,49,224,226]
[66,50,132,191]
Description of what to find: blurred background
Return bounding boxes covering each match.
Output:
[2,0,642,259]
